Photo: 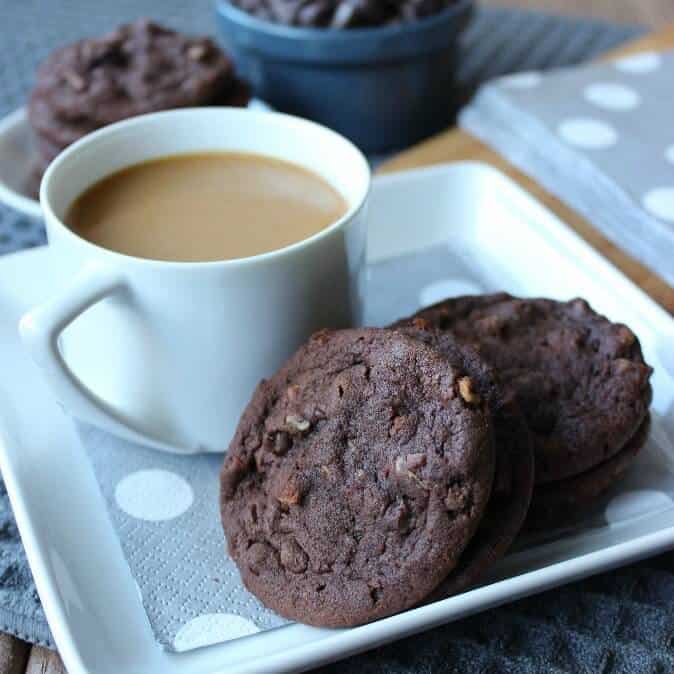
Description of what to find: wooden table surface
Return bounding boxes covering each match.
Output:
[484,0,674,29]
[3,7,674,674]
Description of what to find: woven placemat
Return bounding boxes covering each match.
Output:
[3,4,672,673]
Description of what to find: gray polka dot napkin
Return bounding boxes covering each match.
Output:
[460,50,674,287]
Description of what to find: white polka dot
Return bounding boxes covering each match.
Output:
[173,614,260,652]
[557,118,618,150]
[500,72,542,90]
[606,489,672,524]
[115,469,193,521]
[583,83,641,110]
[419,279,482,308]
[665,145,674,165]
[658,339,674,380]
[614,51,661,74]
[643,187,674,222]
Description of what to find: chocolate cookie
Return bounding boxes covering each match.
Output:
[409,294,653,485]
[394,319,534,598]
[230,0,459,28]
[28,19,249,163]
[526,415,651,531]
[220,328,495,627]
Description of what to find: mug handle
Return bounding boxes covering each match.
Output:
[19,263,193,455]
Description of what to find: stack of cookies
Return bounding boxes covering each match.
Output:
[28,19,250,171]
[220,295,653,627]
[410,294,654,530]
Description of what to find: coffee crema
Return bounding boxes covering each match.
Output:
[66,152,348,262]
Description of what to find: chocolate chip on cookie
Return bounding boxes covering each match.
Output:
[220,328,495,627]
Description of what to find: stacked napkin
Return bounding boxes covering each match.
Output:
[461,50,674,287]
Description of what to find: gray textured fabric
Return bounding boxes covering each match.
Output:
[461,51,674,287]
[1,0,668,670]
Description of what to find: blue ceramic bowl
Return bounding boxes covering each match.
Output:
[215,1,474,153]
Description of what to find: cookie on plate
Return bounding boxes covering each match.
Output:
[28,19,250,167]
[220,328,495,627]
[394,319,534,597]
[404,294,653,529]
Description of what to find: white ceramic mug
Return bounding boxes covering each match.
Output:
[19,108,370,454]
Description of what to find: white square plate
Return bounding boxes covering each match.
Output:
[1,162,673,674]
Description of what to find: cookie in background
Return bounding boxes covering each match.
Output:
[28,19,250,171]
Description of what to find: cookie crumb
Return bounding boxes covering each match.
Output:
[277,478,303,506]
[412,317,432,330]
[273,432,290,454]
[445,482,469,513]
[394,455,428,488]
[458,377,481,405]
[186,43,208,61]
[617,325,636,347]
[285,415,311,433]
[280,538,308,573]
[286,384,301,401]
[63,70,86,91]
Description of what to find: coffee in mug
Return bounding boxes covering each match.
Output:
[22,108,370,454]
[66,152,349,262]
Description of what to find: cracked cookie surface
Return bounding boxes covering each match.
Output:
[220,328,494,627]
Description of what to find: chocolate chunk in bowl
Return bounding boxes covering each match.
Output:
[216,0,474,152]
[28,19,250,168]
[230,0,460,28]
